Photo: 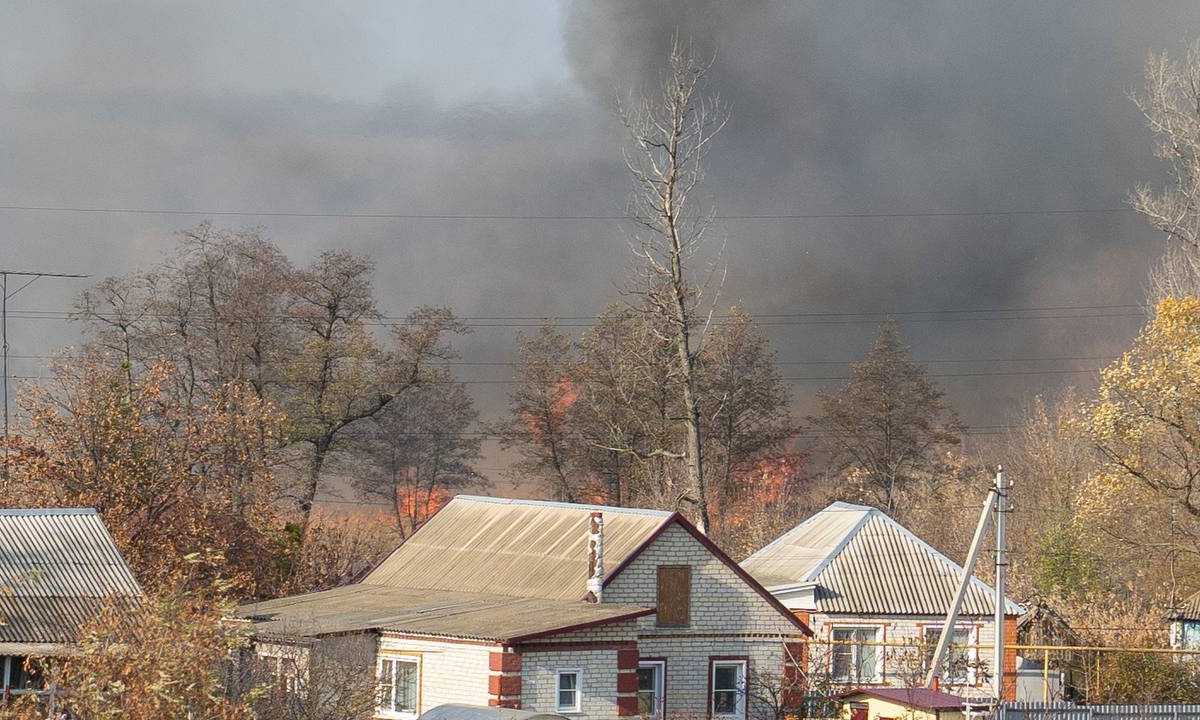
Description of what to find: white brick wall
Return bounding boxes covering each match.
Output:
[605,524,800,636]
[806,612,998,694]
[377,634,495,714]
[521,646,621,718]
[603,522,803,719]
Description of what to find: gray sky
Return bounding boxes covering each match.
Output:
[3,1,1199,484]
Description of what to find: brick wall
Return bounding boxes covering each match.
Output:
[804,611,1018,698]
[377,634,495,714]
[605,523,800,636]
[602,522,805,719]
[520,644,624,717]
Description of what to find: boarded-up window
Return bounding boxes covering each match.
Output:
[656,565,691,627]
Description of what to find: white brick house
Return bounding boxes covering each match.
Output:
[741,502,1022,700]
[237,496,811,720]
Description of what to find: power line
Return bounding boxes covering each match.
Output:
[3,368,1103,385]
[1,352,1121,366]
[1,308,1147,329]
[0,204,1137,221]
[0,269,89,487]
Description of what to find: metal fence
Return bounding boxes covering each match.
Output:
[997,702,1200,719]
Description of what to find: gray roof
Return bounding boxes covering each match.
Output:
[1170,591,1200,621]
[236,584,652,642]
[742,501,1021,616]
[0,508,142,645]
[419,704,569,720]
[364,496,672,600]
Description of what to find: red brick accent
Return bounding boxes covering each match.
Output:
[782,641,807,708]
[488,674,521,696]
[616,672,639,693]
[489,652,521,672]
[1002,615,1019,701]
[616,647,639,670]
[616,695,640,716]
[488,698,521,709]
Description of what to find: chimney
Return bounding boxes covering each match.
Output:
[586,511,604,603]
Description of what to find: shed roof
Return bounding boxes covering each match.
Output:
[235,583,652,642]
[742,501,1021,616]
[1170,590,1200,621]
[0,508,142,646]
[364,496,673,600]
[838,687,966,710]
[418,704,569,720]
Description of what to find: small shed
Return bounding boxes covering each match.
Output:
[417,704,568,720]
[838,688,966,720]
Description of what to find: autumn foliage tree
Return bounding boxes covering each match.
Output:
[61,225,478,588]
[6,353,280,593]
[1079,296,1200,579]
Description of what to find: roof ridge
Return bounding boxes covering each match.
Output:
[451,495,673,517]
[0,508,99,516]
[825,508,1022,614]
[743,501,874,563]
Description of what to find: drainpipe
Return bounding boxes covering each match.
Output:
[587,511,604,603]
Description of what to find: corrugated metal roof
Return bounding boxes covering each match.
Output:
[364,496,672,600]
[742,501,1021,616]
[0,508,142,644]
[236,584,652,642]
[1170,591,1200,621]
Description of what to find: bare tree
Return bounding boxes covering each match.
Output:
[619,38,729,534]
[810,318,963,514]
[493,325,584,502]
[1133,40,1200,300]
[347,381,482,539]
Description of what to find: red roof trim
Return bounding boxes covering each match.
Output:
[602,512,813,636]
[504,607,656,644]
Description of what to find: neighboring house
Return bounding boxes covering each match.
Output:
[837,687,968,720]
[0,508,142,699]
[236,496,811,720]
[741,502,1022,700]
[1169,590,1200,650]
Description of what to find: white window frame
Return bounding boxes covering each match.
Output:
[376,653,421,720]
[637,660,666,719]
[555,668,583,714]
[710,659,747,719]
[830,625,883,683]
[923,624,979,686]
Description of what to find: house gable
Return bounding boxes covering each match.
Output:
[604,520,807,635]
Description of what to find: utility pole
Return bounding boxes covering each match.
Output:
[993,465,1011,701]
[0,269,88,488]
[925,482,999,689]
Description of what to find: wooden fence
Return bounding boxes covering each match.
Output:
[997,702,1200,719]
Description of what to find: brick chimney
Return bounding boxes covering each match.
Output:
[586,511,604,603]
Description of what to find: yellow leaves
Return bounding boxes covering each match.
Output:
[1079,296,1200,531]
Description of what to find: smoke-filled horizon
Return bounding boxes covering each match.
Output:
[2,2,1198,494]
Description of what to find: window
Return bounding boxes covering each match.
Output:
[556,669,582,713]
[710,659,747,718]
[1,656,36,693]
[656,565,691,627]
[923,625,976,684]
[377,655,420,719]
[831,626,881,683]
[637,660,665,718]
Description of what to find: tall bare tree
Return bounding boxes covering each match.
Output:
[619,38,728,534]
[1134,40,1200,300]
